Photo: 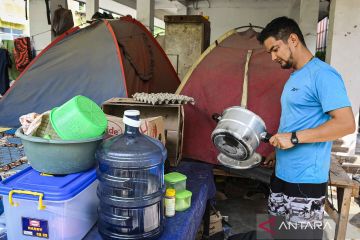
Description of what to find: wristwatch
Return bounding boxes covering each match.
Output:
[291,132,299,145]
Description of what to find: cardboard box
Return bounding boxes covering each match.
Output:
[106,114,166,145]
[209,211,223,236]
[102,98,184,166]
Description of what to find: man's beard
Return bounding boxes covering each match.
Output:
[280,51,293,69]
[281,61,292,69]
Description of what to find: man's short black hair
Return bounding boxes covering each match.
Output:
[257,16,306,46]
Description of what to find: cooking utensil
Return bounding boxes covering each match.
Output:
[211,50,272,169]
[217,152,263,169]
[211,106,272,160]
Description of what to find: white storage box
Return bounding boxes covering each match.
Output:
[0,167,98,240]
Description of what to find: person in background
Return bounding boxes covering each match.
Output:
[257,16,355,238]
[0,46,12,97]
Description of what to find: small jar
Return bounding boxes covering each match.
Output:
[164,188,176,217]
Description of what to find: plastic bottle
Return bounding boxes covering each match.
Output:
[165,188,176,217]
[96,110,166,239]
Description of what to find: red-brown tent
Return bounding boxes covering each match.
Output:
[177,28,291,164]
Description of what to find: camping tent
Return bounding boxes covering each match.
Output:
[176,28,291,165]
[0,17,180,127]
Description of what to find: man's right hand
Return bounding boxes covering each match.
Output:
[261,151,276,168]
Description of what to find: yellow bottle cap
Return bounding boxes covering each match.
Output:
[166,188,176,197]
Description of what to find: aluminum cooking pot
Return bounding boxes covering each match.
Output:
[211,106,272,161]
[217,152,263,170]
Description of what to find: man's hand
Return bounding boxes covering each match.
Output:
[269,133,294,149]
[261,151,276,168]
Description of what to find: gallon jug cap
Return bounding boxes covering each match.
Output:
[124,110,140,116]
[123,110,140,128]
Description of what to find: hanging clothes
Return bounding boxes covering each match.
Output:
[1,40,20,81]
[0,48,12,95]
[14,37,32,72]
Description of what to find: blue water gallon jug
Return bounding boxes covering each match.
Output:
[96,110,166,240]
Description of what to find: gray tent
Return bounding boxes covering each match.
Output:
[0,17,180,127]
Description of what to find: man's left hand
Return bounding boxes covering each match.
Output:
[269,133,294,149]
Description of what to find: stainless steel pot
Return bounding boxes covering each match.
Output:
[211,50,272,169]
[211,106,272,161]
[217,152,263,170]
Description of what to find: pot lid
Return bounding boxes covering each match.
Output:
[164,172,187,183]
[212,133,249,160]
[217,153,262,170]
[175,190,192,199]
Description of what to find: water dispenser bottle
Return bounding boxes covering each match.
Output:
[96,110,166,240]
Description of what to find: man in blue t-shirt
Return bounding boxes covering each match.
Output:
[257,17,355,237]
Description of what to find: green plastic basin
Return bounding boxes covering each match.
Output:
[16,127,103,174]
[50,95,107,140]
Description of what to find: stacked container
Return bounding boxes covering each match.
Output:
[164,172,192,212]
[164,172,187,192]
[96,110,167,240]
[0,167,98,240]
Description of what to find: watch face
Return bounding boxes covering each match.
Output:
[291,132,298,144]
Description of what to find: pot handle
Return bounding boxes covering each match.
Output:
[260,132,273,143]
[212,113,222,123]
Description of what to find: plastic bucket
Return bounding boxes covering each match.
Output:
[50,95,107,140]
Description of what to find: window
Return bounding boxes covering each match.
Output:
[315,17,328,61]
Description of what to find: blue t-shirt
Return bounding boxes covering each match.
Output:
[275,58,351,184]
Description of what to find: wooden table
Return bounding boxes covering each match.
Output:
[325,158,360,240]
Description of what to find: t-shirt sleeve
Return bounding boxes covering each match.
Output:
[315,68,351,113]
